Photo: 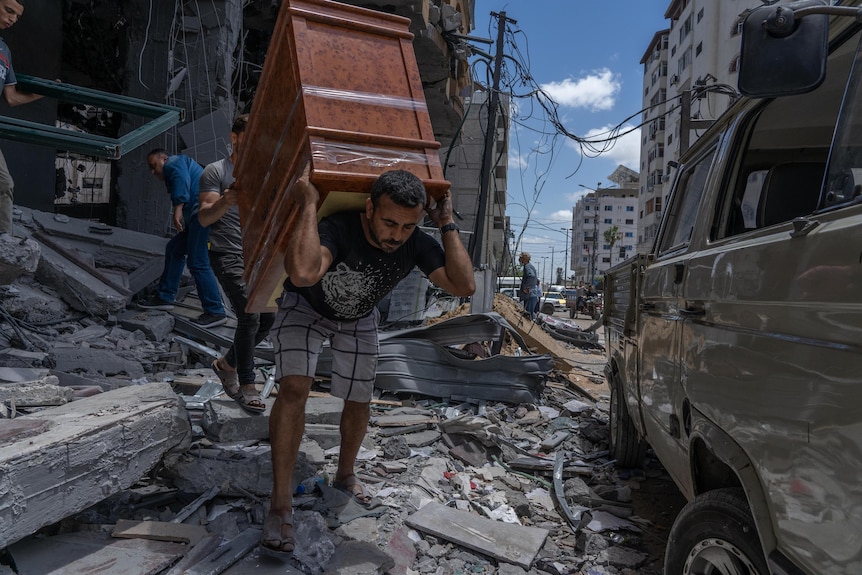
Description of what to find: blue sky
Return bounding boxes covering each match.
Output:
[471,0,669,280]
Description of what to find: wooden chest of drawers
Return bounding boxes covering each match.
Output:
[235,0,448,312]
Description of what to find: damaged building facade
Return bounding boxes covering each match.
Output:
[3,0,501,252]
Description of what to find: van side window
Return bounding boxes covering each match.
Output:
[658,146,716,255]
[824,36,862,209]
[717,30,860,239]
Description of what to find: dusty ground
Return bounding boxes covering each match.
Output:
[487,293,689,572]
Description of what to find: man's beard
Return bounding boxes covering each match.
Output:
[367,224,401,252]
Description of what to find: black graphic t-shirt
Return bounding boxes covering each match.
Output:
[285,211,446,321]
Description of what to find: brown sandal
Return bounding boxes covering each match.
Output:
[235,385,266,414]
[333,474,373,507]
[260,512,294,556]
[212,359,240,399]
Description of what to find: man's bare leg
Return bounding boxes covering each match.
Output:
[333,400,371,502]
[262,374,311,552]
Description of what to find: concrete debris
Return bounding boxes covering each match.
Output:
[0,383,191,550]
[0,375,73,407]
[0,234,39,285]
[0,208,678,574]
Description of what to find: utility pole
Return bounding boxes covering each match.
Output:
[561,227,570,287]
[550,246,555,285]
[590,210,598,283]
[469,10,514,269]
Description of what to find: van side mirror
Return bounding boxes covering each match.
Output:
[738,0,829,98]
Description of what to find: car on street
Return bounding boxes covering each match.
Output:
[539,291,566,315]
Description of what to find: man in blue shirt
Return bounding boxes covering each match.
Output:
[0,0,46,235]
[139,149,227,328]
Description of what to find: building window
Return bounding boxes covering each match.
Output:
[626,206,634,212]
[604,218,612,224]
[731,17,744,37]
[679,15,692,43]
[671,45,677,57]
[626,218,634,225]
[696,42,702,57]
[625,232,634,238]
[678,47,692,74]
[697,7,704,23]
[604,205,613,211]
[655,196,663,211]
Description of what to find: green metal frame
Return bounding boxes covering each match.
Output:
[0,75,184,160]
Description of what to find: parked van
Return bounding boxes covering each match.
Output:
[604,2,862,573]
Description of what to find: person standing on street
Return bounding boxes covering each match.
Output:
[518,251,539,320]
[0,0,47,235]
[198,114,274,413]
[260,166,475,556]
[139,149,227,328]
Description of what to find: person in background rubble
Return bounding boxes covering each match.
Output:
[0,0,46,235]
[261,165,475,556]
[518,251,539,320]
[139,149,228,328]
[197,114,274,414]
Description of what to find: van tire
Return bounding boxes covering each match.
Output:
[609,370,647,468]
[664,488,768,575]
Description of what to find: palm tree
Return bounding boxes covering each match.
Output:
[604,225,620,268]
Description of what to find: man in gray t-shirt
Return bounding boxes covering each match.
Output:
[198,114,275,413]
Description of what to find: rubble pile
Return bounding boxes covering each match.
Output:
[0,214,684,574]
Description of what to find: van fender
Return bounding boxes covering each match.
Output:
[687,412,778,557]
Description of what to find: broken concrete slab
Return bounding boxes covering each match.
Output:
[0,383,191,549]
[0,375,74,406]
[0,419,51,443]
[0,234,39,285]
[201,397,272,442]
[8,524,187,575]
[404,501,549,569]
[0,279,71,326]
[116,308,175,342]
[60,323,109,343]
[0,366,49,383]
[322,539,395,575]
[50,346,146,379]
[0,348,49,369]
[35,241,129,315]
[201,395,347,443]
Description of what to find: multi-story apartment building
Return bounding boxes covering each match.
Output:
[571,172,639,283]
[637,0,762,252]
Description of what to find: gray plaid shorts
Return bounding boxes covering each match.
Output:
[270,291,379,402]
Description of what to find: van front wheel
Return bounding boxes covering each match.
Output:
[664,488,768,575]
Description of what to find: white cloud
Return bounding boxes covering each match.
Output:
[509,150,529,169]
[540,69,621,112]
[549,209,573,223]
[568,124,642,170]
